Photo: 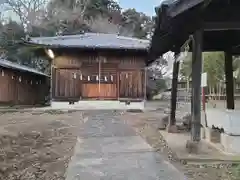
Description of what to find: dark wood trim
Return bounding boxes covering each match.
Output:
[119,98,144,102]
[118,69,144,71]
[52,97,80,102]
[204,22,240,31]
[81,97,118,100]
[117,69,120,99]
[168,0,203,18]
[224,51,235,109]
[54,66,82,69]
[169,60,180,126]
[55,67,80,70]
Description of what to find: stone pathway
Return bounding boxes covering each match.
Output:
[65,111,186,180]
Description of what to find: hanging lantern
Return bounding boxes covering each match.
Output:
[1,70,4,76]
[19,76,21,82]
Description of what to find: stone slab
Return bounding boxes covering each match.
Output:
[66,152,185,180]
[75,136,153,155]
[65,110,186,180]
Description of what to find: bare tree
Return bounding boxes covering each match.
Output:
[44,0,91,33]
[148,56,169,79]
[3,0,48,32]
[88,16,120,34]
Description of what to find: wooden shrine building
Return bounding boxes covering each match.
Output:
[0,58,49,105]
[23,33,149,102]
[148,0,240,145]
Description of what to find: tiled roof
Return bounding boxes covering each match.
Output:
[26,33,149,51]
[0,58,49,77]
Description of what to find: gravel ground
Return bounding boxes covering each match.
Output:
[120,111,240,180]
[0,110,85,180]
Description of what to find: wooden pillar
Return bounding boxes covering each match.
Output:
[224,51,235,109]
[191,29,203,142]
[144,67,147,101]
[169,59,180,127]
[50,64,54,101]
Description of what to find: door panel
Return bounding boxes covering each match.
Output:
[119,70,144,99]
[99,84,117,98]
[81,62,118,99]
[82,84,99,98]
[53,68,80,99]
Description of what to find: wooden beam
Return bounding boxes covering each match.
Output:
[204,22,240,31]
[224,51,235,109]
[168,0,203,17]
[191,29,203,142]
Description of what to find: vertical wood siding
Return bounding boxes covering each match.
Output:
[119,70,145,99]
[0,67,48,105]
[52,52,146,101]
[54,68,80,100]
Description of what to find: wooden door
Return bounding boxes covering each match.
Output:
[81,62,118,99]
[119,70,145,99]
[53,68,81,100]
[99,64,117,99]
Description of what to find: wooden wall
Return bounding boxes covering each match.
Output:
[52,51,146,101]
[0,67,49,105]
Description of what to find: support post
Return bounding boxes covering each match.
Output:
[98,58,101,99]
[224,51,235,110]
[144,67,147,101]
[168,59,180,133]
[186,29,203,153]
[50,63,55,103]
[191,29,203,142]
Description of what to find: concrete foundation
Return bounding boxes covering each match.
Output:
[50,100,145,110]
[166,124,178,133]
[221,133,240,154]
[186,140,200,154]
[201,127,205,139]
[205,127,221,143]
[202,126,240,155]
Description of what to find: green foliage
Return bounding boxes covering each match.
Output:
[121,8,153,38]
[180,52,226,87]
[203,52,225,86]
[233,56,240,83]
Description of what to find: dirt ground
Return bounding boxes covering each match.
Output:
[0,110,84,180]
[120,111,240,180]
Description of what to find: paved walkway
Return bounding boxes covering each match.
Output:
[66,111,186,180]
